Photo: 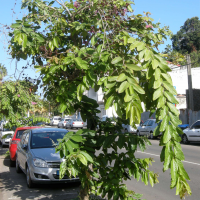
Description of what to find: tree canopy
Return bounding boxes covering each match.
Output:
[172,17,200,54]
[8,0,191,199]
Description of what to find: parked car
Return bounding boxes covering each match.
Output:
[137,119,159,139]
[178,124,189,131]
[122,124,139,134]
[0,127,15,147]
[57,118,71,128]
[16,128,79,187]
[66,119,84,129]
[49,116,61,126]
[182,120,200,144]
[9,126,42,167]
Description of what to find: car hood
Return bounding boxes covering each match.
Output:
[31,148,62,162]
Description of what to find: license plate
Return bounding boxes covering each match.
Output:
[56,170,59,175]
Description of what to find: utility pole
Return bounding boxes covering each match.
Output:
[186,54,194,111]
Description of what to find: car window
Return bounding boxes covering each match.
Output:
[24,132,30,146]
[143,120,149,126]
[191,121,200,129]
[20,132,28,145]
[31,131,68,149]
[147,120,153,126]
[16,130,26,139]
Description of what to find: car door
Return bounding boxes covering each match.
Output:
[140,120,149,135]
[187,121,200,141]
[17,131,27,170]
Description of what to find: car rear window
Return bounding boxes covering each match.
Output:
[16,130,26,139]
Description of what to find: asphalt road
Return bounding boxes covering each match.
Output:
[124,140,200,200]
[0,127,200,200]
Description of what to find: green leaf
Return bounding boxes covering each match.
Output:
[78,154,88,166]
[77,84,86,101]
[117,135,125,149]
[53,37,59,48]
[170,158,178,188]
[161,73,173,85]
[127,4,133,12]
[162,81,177,95]
[174,145,185,161]
[152,59,159,69]
[153,78,162,89]
[164,91,179,104]
[22,34,27,48]
[117,73,127,82]
[167,102,179,116]
[106,82,116,89]
[118,81,130,93]
[128,37,135,43]
[157,96,166,108]
[137,42,146,51]
[160,115,169,132]
[11,23,21,28]
[71,135,83,142]
[105,95,114,110]
[74,57,88,69]
[111,56,122,64]
[144,49,152,61]
[131,83,145,94]
[123,36,128,45]
[49,41,55,51]
[80,151,93,163]
[169,112,182,127]
[91,35,97,46]
[163,125,172,143]
[153,87,163,100]
[60,103,67,113]
[155,68,161,80]
[125,64,141,71]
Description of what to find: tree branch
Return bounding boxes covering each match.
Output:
[55,0,72,17]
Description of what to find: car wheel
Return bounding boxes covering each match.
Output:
[26,166,35,188]
[137,130,140,136]
[149,132,154,139]
[16,157,22,173]
[10,158,15,167]
[182,134,190,144]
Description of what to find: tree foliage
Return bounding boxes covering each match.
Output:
[0,80,48,128]
[9,0,191,199]
[0,64,7,82]
[172,17,200,54]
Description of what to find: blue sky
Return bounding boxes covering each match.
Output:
[0,0,200,82]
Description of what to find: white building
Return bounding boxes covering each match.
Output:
[85,65,200,118]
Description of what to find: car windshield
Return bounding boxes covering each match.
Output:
[31,131,67,149]
[16,130,26,138]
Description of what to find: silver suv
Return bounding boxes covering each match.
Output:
[16,128,79,188]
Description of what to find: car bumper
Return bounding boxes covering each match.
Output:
[72,125,83,128]
[29,164,79,183]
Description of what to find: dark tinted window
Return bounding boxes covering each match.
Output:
[191,121,200,129]
[143,120,149,126]
[31,131,67,149]
[16,130,26,138]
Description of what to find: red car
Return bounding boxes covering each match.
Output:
[9,126,42,167]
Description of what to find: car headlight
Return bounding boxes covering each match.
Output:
[33,158,48,168]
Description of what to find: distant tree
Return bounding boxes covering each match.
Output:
[172,17,200,54]
[162,45,186,66]
[0,64,7,83]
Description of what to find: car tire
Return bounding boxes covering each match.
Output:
[10,158,15,167]
[149,132,154,139]
[182,134,190,144]
[16,157,22,173]
[26,166,35,188]
[137,130,140,136]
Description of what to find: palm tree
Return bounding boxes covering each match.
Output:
[0,64,7,83]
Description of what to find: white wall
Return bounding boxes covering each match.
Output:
[169,67,200,95]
